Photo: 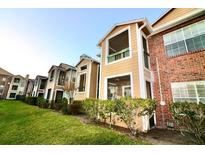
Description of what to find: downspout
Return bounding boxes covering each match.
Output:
[156,57,165,128]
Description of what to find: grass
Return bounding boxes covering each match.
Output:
[0,100,148,145]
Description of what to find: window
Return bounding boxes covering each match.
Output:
[2,78,6,81]
[9,93,16,98]
[163,20,205,57]
[47,89,51,100]
[107,30,130,63]
[79,73,86,92]
[12,85,18,90]
[81,65,87,71]
[171,81,205,104]
[40,79,47,89]
[142,36,150,69]
[146,81,152,99]
[14,78,20,83]
[50,69,55,81]
[58,71,66,85]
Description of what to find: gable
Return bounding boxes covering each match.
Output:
[152,8,197,28]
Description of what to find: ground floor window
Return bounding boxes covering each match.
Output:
[9,93,16,98]
[79,73,86,92]
[46,89,51,100]
[107,74,131,99]
[171,81,205,104]
[38,93,44,97]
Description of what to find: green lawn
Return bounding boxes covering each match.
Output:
[0,100,148,145]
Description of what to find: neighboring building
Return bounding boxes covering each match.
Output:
[148,8,205,129]
[74,54,100,100]
[44,63,76,102]
[25,79,34,97]
[98,18,154,132]
[6,75,29,99]
[32,75,48,97]
[0,67,13,99]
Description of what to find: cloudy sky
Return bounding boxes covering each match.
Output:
[0,8,168,78]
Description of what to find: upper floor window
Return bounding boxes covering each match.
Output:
[12,85,18,90]
[40,79,47,89]
[58,71,66,86]
[2,78,6,81]
[171,81,205,104]
[142,36,150,69]
[14,78,20,83]
[50,69,55,81]
[81,65,87,71]
[107,30,130,63]
[79,73,86,92]
[163,20,205,57]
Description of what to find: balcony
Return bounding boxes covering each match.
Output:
[108,47,130,63]
[107,29,130,64]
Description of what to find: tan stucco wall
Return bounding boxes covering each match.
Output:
[153,8,196,28]
[99,23,141,99]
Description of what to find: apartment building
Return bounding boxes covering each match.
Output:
[98,18,154,131]
[6,75,29,99]
[74,54,100,100]
[0,67,13,99]
[44,63,76,102]
[25,79,34,97]
[148,8,205,128]
[32,75,48,97]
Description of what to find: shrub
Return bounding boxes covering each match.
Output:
[83,99,100,122]
[24,97,38,105]
[83,98,157,136]
[68,100,83,115]
[61,98,68,114]
[37,97,49,108]
[16,95,26,101]
[170,102,205,144]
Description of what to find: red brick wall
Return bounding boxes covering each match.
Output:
[148,15,205,128]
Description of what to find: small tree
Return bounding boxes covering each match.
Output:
[64,80,76,103]
[170,102,205,144]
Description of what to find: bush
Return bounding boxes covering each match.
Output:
[61,98,68,114]
[37,97,49,108]
[83,98,157,136]
[16,95,26,101]
[24,97,38,105]
[170,102,205,144]
[68,100,83,115]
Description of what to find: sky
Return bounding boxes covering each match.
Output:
[0,8,168,79]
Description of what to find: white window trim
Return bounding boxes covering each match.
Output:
[171,81,205,104]
[105,26,132,65]
[163,19,205,57]
[122,85,131,97]
[77,72,87,93]
[104,72,134,99]
[141,31,151,71]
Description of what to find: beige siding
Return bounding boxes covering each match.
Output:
[100,23,141,99]
[89,62,99,98]
[153,8,196,28]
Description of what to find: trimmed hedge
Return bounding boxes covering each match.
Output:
[24,96,38,105]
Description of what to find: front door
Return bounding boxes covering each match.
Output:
[55,91,63,102]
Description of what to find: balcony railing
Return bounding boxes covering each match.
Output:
[107,47,130,63]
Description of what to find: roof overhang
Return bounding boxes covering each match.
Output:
[151,8,205,36]
[97,18,152,47]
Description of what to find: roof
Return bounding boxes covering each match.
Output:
[0,67,13,76]
[14,75,27,80]
[36,75,48,80]
[48,63,76,73]
[151,8,173,26]
[76,54,99,67]
[97,17,152,46]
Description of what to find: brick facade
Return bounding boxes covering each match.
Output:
[148,15,205,128]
